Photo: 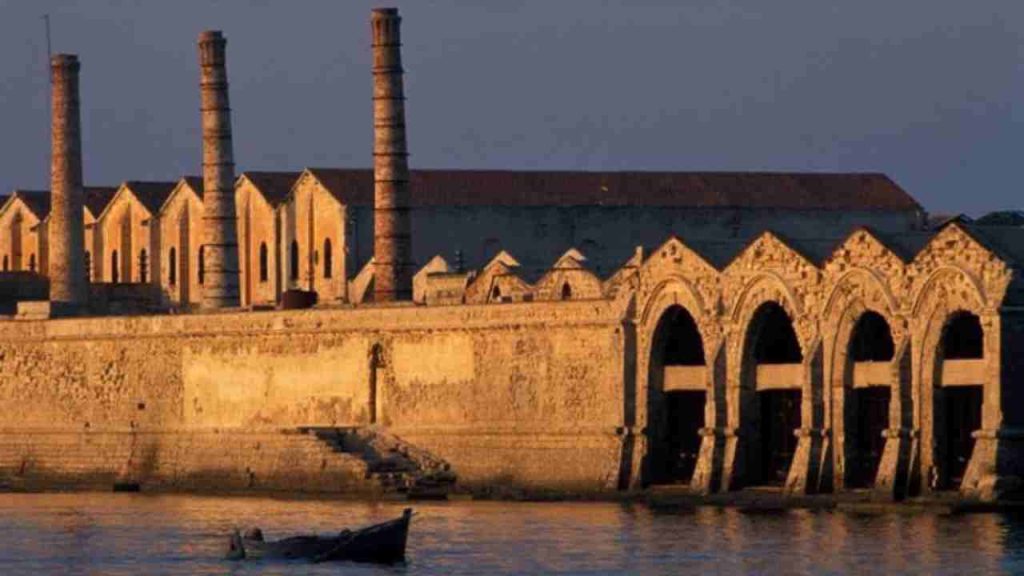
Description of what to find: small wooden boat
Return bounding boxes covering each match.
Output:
[226,508,413,564]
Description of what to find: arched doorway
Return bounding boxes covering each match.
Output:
[934,311,984,490]
[745,302,803,486]
[646,305,706,486]
[845,311,894,489]
[369,344,383,425]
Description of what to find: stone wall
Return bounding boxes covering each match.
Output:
[0,298,629,492]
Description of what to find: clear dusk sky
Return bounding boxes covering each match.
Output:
[0,0,1021,215]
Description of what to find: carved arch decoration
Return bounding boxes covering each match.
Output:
[912,265,995,493]
[822,266,909,492]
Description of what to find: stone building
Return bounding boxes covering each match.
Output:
[236,171,297,308]
[3,7,1023,504]
[82,187,118,281]
[94,181,176,283]
[279,169,348,303]
[157,177,202,307]
[0,191,49,274]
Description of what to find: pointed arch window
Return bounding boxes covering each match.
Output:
[323,239,333,279]
[28,254,36,273]
[561,282,572,300]
[111,250,120,283]
[259,242,269,283]
[168,248,177,285]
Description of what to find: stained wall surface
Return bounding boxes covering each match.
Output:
[0,299,628,491]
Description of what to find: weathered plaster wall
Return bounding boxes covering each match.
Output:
[281,175,346,302]
[159,184,203,308]
[236,183,279,307]
[0,298,629,491]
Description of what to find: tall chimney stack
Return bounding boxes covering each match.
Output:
[372,8,412,302]
[49,54,87,309]
[197,30,240,309]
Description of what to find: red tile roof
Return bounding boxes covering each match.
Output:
[304,168,921,210]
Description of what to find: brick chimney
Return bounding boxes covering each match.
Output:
[372,8,412,302]
[197,30,240,309]
[48,54,87,308]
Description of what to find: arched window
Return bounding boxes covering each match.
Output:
[2,255,7,271]
[198,246,205,285]
[491,285,501,301]
[560,282,572,300]
[111,250,120,283]
[290,240,299,281]
[28,254,36,273]
[168,248,177,285]
[84,251,92,281]
[323,239,333,279]
[139,249,148,283]
[259,242,269,283]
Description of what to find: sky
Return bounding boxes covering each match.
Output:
[0,0,1021,216]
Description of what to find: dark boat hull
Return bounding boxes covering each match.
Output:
[229,508,412,564]
[315,508,412,563]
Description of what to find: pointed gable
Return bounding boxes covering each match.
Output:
[724,231,817,275]
[158,177,202,216]
[825,228,906,274]
[121,181,177,216]
[533,247,603,300]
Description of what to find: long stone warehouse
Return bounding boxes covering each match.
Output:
[0,8,1022,502]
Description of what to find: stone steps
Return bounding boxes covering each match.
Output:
[0,430,380,494]
[303,426,457,499]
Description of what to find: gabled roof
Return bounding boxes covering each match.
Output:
[9,190,50,220]
[975,210,1024,227]
[158,177,202,215]
[239,171,300,207]
[959,223,1024,268]
[302,168,921,210]
[84,187,118,218]
[121,181,177,215]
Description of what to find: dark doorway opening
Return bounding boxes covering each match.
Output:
[935,311,984,490]
[940,386,982,490]
[846,311,895,489]
[647,305,706,486]
[650,391,705,484]
[847,386,890,488]
[758,389,801,485]
[746,302,803,487]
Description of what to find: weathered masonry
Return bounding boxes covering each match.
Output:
[0,7,1022,502]
[0,221,1022,501]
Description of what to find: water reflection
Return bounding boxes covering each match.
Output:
[0,494,1018,575]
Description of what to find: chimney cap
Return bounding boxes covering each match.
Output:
[51,53,79,66]
[372,7,400,17]
[198,30,225,42]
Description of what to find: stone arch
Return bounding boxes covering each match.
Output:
[634,276,724,493]
[368,342,388,425]
[823,268,909,497]
[913,266,992,495]
[728,273,822,492]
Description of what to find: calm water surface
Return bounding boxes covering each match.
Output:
[0,493,1021,575]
